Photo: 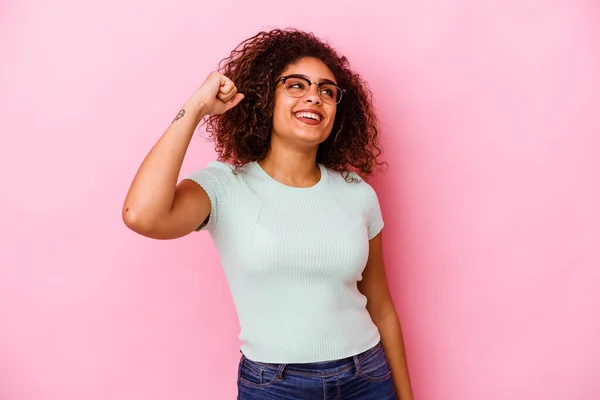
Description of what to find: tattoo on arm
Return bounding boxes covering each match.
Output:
[172,109,185,123]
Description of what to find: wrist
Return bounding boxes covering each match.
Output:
[182,99,209,124]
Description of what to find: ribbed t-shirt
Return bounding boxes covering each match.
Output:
[185,161,384,363]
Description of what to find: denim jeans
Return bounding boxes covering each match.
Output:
[237,342,397,400]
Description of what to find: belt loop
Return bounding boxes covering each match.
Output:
[276,363,287,381]
[353,355,361,376]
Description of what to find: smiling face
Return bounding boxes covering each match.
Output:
[271,57,338,149]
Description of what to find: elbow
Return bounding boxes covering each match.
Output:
[122,206,156,235]
[122,207,176,240]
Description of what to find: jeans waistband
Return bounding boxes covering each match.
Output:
[241,341,383,377]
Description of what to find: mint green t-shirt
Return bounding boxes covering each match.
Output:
[186,161,384,363]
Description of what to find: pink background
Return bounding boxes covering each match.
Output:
[1,0,599,399]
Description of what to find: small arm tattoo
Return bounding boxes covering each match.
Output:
[172,109,185,123]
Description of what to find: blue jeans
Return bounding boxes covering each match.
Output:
[237,342,397,400]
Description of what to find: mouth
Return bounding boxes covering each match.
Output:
[293,110,324,126]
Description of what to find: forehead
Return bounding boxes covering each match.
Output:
[281,57,336,82]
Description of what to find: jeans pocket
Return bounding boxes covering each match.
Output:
[238,356,278,388]
[358,345,392,382]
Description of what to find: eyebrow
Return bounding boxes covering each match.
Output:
[286,74,338,86]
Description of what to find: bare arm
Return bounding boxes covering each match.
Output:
[122,72,244,239]
[358,232,415,400]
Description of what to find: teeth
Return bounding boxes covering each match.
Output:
[295,112,321,121]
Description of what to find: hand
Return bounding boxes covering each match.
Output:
[189,71,244,116]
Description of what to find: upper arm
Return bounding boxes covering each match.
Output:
[132,179,212,240]
[163,179,212,238]
[137,161,232,240]
[358,231,397,324]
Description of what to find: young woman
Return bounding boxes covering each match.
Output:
[123,28,414,400]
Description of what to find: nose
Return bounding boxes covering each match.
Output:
[303,83,321,105]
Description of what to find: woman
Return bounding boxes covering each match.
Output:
[123,28,414,400]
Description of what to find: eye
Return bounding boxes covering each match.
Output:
[320,88,334,97]
[285,79,307,91]
[319,84,337,99]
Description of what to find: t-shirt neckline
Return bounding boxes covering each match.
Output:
[252,161,328,193]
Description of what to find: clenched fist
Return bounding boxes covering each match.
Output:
[189,71,244,116]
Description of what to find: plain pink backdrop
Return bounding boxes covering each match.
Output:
[1,0,599,399]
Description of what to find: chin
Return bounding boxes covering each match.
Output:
[293,130,331,145]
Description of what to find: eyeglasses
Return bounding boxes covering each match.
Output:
[276,74,345,105]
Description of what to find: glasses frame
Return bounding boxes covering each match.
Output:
[276,74,345,105]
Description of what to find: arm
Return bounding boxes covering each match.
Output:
[122,72,244,239]
[358,231,414,400]
[122,99,209,239]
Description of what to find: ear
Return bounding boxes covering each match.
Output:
[268,101,274,118]
[333,113,346,145]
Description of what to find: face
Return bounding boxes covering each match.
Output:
[271,57,339,148]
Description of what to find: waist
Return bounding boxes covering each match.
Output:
[238,306,381,363]
[241,341,383,376]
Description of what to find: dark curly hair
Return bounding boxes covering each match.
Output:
[202,28,384,179]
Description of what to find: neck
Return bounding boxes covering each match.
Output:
[258,141,321,188]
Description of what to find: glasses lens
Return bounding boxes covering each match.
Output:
[281,77,343,104]
[318,83,340,104]
[284,77,309,97]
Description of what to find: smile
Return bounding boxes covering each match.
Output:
[293,110,323,125]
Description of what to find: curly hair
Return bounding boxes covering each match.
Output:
[202,28,384,179]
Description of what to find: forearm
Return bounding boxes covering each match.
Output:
[376,312,414,400]
[122,100,206,226]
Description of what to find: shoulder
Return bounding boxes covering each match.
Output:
[325,168,377,197]
[188,160,236,180]
[203,160,236,175]
[185,160,241,192]
[323,168,382,215]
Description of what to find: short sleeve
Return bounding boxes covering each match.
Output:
[366,185,384,239]
[183,161,234,233]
